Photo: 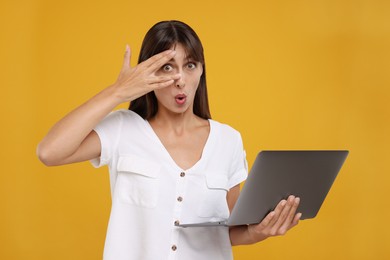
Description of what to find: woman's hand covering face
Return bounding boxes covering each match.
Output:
[113,45,182,103]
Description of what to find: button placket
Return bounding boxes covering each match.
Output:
[175,171,186,215]
[170,170,187,257]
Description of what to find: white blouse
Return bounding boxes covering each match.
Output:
[91,110,248,260]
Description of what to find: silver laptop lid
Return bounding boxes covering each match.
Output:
[227,150,349,226]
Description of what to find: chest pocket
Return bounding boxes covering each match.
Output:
[197,173,230,219]
[115,155,160,208]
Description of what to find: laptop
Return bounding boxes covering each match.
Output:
[177,150,349,227]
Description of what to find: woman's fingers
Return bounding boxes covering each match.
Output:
[155,80,175,89]
[114,47,180,101]
[143,49,176,71]
[275,196,295,225]
[281,198,301,230]
[142,74,181,92]
[268,198,291,235]
[259,211,276,228]
[267,199,287,227]
[148,75,180,89]
[145,74,181,85]
[284,197,300,225]
[272,196,300,234]
[292,212,302,226]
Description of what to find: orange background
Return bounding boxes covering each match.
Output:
[1,0,389,259]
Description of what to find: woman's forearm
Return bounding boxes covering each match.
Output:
[37,84,123,165]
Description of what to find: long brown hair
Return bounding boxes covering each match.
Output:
[129,20,211,120]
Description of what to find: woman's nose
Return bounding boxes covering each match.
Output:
[175,74,185,88]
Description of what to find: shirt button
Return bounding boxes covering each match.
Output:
[174,220,180,226]
[171,245,177,251]
[180,172,185,177]
[177,196,183,202]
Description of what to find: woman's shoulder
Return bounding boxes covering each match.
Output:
[97,109,146,131]
[108,109,145,122]
[209,119,242,139]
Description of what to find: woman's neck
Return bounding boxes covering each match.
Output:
[149,109,205,135]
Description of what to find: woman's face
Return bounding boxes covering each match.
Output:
[154,43,203,116]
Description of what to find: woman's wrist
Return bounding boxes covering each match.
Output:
[246,224,268,244]
[230,225,268,246]
[104,83,129,105]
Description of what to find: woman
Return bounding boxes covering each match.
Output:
[37,20,301,260]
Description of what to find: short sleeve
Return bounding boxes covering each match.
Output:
[90,111,122,168]
[228,132,248,189]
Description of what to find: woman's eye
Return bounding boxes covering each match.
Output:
[162,64,173,72]
[187,62,196,69]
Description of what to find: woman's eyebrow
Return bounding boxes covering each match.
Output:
[165,56,177,63]
[186,55,198,62]
[165,54,197,63]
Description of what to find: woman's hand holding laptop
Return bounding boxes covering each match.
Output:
[229,195,301,245]
[247,195,301,242]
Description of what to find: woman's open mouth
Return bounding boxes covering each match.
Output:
[175,94,187,105]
